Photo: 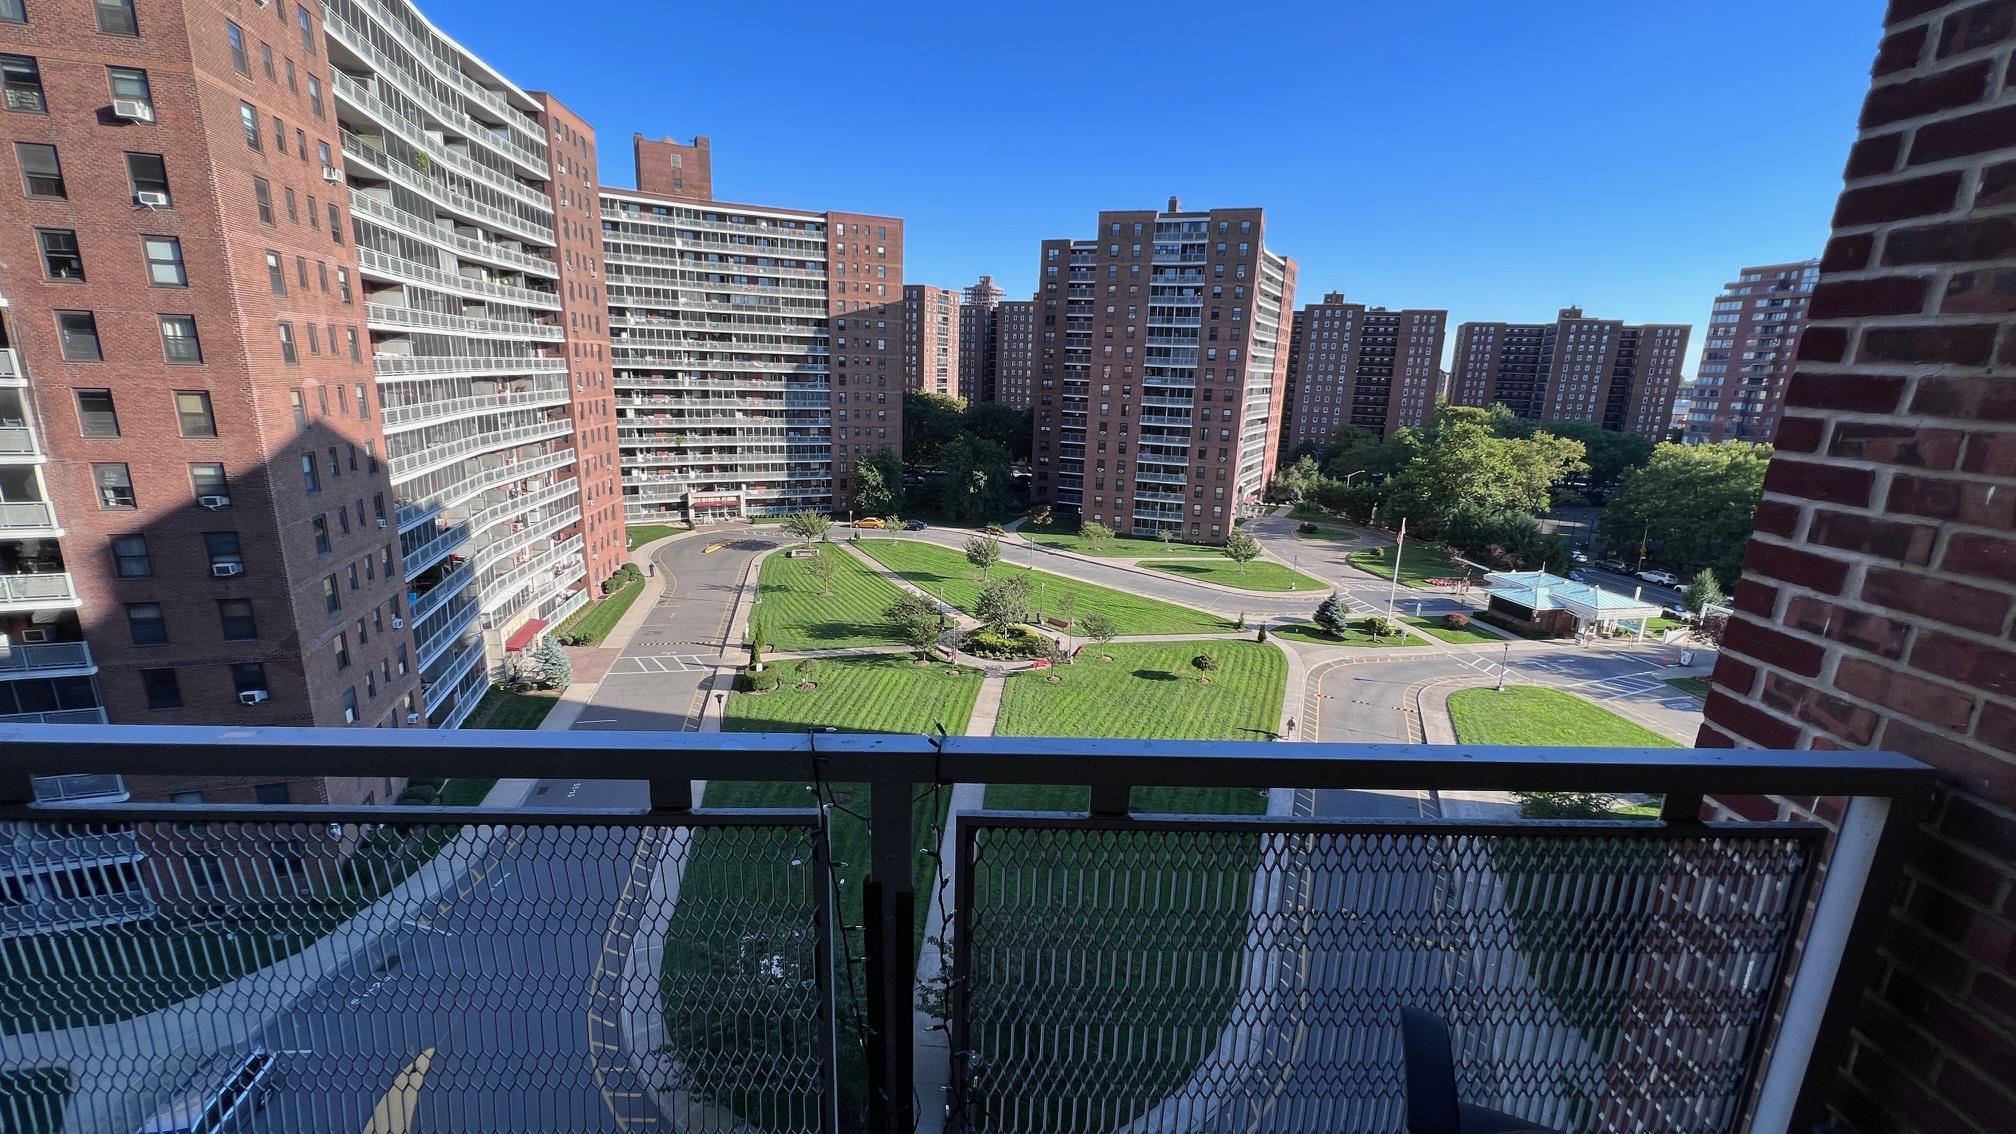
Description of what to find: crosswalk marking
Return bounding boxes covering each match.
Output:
[608,654,710,674]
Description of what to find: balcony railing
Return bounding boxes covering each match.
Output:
[0,640,93,676]
[0,571,77,609]
[0,731,1929,1134]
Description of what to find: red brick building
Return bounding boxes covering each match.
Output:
[901,283,958,397]
[1684,259,1821,444]
[993,297,1036,411]
[1701,3,2016,1130]
[1451,307,1688,439]
[1278,291,1448,460]
[1029,201,1296,542]
[958,273,1003,403]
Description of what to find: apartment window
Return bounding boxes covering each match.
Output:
[126,602,166,645]
[307,75,323,118]
[332,632,349,670]
[289,388,305,427]
[347,328,361,364]
[36,229,82,280]
[94,463,135,508]
[259,41,272,79]
[231,662,266,696]
[56,311,101,361]
[322,574,339,613]
[340,687,358,724]
[226,21,248,73]
[254,177,273,224]
[336,266,350,302]
[266,250,285,294]
[301,453,319,493]
[311,514,329,553]
[347,563,358,591]
[271,116,284,153]
[305,323,319,355]
[354,383,368,417]
[239,102,259,149]
[160,317,202,364]
[396,644,408,677]
[218,597,256,640]
[294,255,307,289]
[173,390,214,434]
[75,390,118,437]
[140,668,181,709]
[283,57,295,94]
[190,463,227,501]
[110,534,151,578]
[278,322,297,364]
[336,506,348,535]
[107,69,151,120]
[297,5,313,53]
[16,142,61,197]
[144,236,186,285]
[294,128,305,161]
[2,55,46,112]
[0,0,22,24]
[125,152,171,206]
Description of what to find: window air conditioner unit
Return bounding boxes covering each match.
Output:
[391,617,404,628]
[376,517,388,529]
[198,494,231,509]
[212,562,243,577]
[18,628,50,644]
[406,713,420,724]
[134,190,170,207]
[239,689,270,704]
[111,99,155,122]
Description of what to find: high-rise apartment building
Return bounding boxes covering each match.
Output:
[1029,201,1295,543]
[1449,307,1689,439]
[993,298,1036,410]
[0,0,627,760]
[603,137,902,522]
[1683,259,1818,444]
[1278,292,1447,459]
[958,274,1003,403]
[902,284,959,396]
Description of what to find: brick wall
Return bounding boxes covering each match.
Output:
[1700,3,2016,1130]
[827,212,904,512]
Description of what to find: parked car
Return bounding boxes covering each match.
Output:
[855,517,886,529]
[1663,604,1695,622]
[905,520,927,531]
[1599,558,1627,572]
[1568,569,1589,583]
[1570,550,1589,564]
[1637,569,1680,587]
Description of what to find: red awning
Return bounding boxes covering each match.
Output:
[503,619,547,652]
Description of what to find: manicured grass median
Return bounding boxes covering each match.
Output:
[1347,542,1472,588]
[1140,558,1329,592]
[1404,615,1508,645]
[725,654,980,735]
[995,640,1284,740]
[468,687,559,730]
[857,538,1232,635]
[1272,620,1414,648]
[625,523,682,551]
[1020,527,1224,557]
[755,545,913,652]
[555,569,644,646]
[1664,676,1713,700]
[1447,685,1679,747]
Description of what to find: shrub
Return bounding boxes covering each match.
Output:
[1192,652,1218,674]
[1442,612,1471,630]
[963,625,1052,659]
[984,523,1008,536]
[1356,615,1402,639]
[1515,791,1617,820]
[794,658,821,680]
[1314,593,1351,636]
[740,667,781,694]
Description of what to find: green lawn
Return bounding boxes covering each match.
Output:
[725,653,981,735]
[1404,615,1509,645]
[1647,617,1689,632]
[625,523,683,551]
[995,640,1284,740]
[555,575,644,646]
[1447,686,1679,747]
[1347,542,1472,588]
[1140,558,1330,592]
[754,546,914,652]
[1664,676,1713,700]
[1,1067,71,1134]
[857,538,1233,635]
[1019,526,1224,557]
[467,687,559,730]
[1272,621,1414,648]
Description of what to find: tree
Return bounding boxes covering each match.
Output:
[1314,593,1351,636]
[748,621,766,670]
[1158,528,1175,549]
[1191,652,1218,684]
[1054,591,1079,628]
[964,534,1002,580]
[1223,529,1262,574]
[902,392,967,468]
[794,657,821,684]
[1383,413,1573,537]
[853,447,905,516]
[963,403,1033,463]
[885,595,939,659]
[974,576,1032,632]
[1685,568,1726,615]
[939,434,1014,523]
[1081,612,1117,656]
[523,636,572,689]
[1079,519,1116,552]
[1601,442,1770,584]
[1542,421,1654,491]
[804,547,839,594]
[783,511,831,544]
[1026,503,1053,529]
[1268,454,1325,504]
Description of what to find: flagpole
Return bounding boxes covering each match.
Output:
[1386,517,1406,620]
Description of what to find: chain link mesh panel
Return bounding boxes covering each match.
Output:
[953,820,1815,1134]
[0,814,830,1134]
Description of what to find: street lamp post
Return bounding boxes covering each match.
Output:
[1495,641,1510,692]
[1637,520,1652,573]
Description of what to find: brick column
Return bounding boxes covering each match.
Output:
[1701,3,2016,1130]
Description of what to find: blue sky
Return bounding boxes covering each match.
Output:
[427,0,1884,375]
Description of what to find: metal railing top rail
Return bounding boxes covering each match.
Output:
[0,727,1933,801]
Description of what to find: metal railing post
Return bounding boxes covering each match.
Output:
[865,779,916,1134]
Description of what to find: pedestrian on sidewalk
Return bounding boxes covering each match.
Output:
[647,562,656,578]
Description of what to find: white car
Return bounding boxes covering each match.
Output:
[1637,569,1680,587]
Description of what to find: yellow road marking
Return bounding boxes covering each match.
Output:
[361,1047,435,1134]
[703,541,729,554]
